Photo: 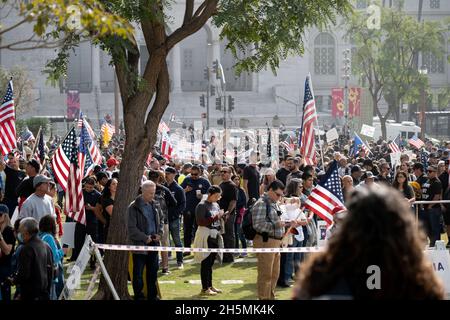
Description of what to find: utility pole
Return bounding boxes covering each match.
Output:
[203,67,211,130]
[342,49,351,139]
[114,70,120,134]
[419,65,428,139]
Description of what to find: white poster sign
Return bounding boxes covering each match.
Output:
[360,124,375,138]
[61,222,76,248]
[425,248,450,295]
[317,220,328,247]
[390,152,402,168]
[326,128,339,143]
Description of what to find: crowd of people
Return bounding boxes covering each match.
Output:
[0,129,449,300]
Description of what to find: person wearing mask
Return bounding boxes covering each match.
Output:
[38,215,64,300]
[164,167,186,269]
[8,218,53,300]
[193,186,226,296]
[0,156,26,217]
[15,159,40,211]
[127,181,164,301]
[147,170,177,275]
[243,152,261,206]
[0,205,15,300]
[18,175,55,222]
[232,175,247,257]
[218,166,238,263]
[293,187,445,300]
[421,165,443,247]
[180,165,211,251]
[392,171,416,205]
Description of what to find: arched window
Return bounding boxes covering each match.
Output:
[423,36,445,74]
[314,33,336,75]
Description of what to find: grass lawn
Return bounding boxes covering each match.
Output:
[68,253,295,300]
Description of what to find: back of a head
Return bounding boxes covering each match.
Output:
[20,217,39,237]
[295,186,445,300]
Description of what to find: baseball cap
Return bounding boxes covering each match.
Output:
[33,175,53,188]
[0,204,9,215]
[106,158,119,167]
[165,167,177,174]
[365,171,374,179]
[27,159,40,173]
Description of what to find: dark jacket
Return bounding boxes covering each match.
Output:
[16,176,35,199]
[12,235,53,300]
[155,184,177,224]
[127,195,164,254]
[166,180,186,222]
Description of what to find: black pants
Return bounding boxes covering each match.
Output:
[200,237,218,290]
[132,252,159,300]
[222,213,236,263]
[72,220,98,261]
[183,211,195,248]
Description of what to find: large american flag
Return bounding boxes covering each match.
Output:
[33,128,45,164]
[299,75,317,165]
[388,135,401,153]
[408,134,425,149]
[82,118,102,165]
[304,160,345,225]
[65,132,85,225]
[0,80,17,155]
[51,127,77,192]
[158,120,170,134]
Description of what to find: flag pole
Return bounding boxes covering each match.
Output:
[31,126,42,158]
[308,74,325,170]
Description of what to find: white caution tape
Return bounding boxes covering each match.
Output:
[94,243,324,253]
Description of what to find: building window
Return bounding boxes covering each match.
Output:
[315,95,332,112]
[355,0,367,9]
[314,33,336,75]
[430,0,440,9]
[183,49,193,69]
[422,37,445,74]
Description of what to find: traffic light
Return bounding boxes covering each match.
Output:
[212,60,220,79]
[215,97,222,110]
[228,95,235,112]
[199,94,205,108]
[203,68,209,80]
[210,85,216,96]
[217,118,224,125]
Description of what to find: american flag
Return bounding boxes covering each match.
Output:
[79,121,95,177]
[388,135,401,153]
[36,128,45,163]
[21,127,34,142]
[408,134,425,149]
[82,119,102,166]
[161,131,173,159]
[51,127,77,192]
[266,127,271,158]
[420,149,429,172]
[299,75,317,165]
[280,141,293,152]
[352,133,371,157]
[0,80,17,155]
[304,160,345,225]
[65,131,85,225]
[158,121,170,134]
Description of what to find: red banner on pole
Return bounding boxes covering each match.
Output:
[349,87,361,117]
[331,88,344,118]
[67,90,80,120]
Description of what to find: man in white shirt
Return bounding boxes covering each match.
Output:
[18,175,55,222]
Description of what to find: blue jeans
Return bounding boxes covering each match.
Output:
[234,219,247,249]
[425,207,442,247]
[132,252,159,300]
[169,218,183,264]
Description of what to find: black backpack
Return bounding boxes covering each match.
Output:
[242,198,271,240]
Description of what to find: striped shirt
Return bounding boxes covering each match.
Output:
[251,194,284,239]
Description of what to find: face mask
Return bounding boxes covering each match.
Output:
[17,233,24,243]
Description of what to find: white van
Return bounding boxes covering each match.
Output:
[372,118,421,141]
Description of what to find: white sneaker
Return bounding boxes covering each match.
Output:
[177,263,184,270]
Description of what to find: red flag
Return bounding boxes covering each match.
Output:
[331,88,344,118]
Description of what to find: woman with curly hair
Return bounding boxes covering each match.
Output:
[293,186,445,300]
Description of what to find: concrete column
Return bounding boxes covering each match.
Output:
[171,44,182,93]
[91,44,102,128]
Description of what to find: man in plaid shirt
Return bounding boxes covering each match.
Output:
[251,180,287,300]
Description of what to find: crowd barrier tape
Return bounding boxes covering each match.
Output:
[94,243,324,253]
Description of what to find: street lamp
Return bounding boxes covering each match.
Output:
[418,65,428,139]
[342,49,351,139]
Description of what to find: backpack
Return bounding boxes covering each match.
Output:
[241,198,271,240]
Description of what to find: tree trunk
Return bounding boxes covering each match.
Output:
[92,60,169,300]
[380,117,387,140]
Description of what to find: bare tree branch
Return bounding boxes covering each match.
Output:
[0,17,29,36]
